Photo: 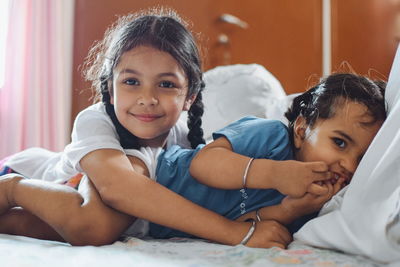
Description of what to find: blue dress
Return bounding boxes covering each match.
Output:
[150,117,316,238]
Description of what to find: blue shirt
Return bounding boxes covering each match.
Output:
[150,117,314,238]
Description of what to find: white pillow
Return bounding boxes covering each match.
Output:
[184,64,287,141]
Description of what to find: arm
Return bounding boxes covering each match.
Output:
[80,149,292,248]
[190,137,331,197]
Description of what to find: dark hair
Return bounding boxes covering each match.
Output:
[84,8,205,149]
[285,73,387,142]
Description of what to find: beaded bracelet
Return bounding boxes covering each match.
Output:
[240,218,256,245]
[242,158,255,188]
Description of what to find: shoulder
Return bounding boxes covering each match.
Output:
[213,116,288,140]
[166,119,190,149]
[71,103,117,140]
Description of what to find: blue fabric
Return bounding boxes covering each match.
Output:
[150,117,314,238]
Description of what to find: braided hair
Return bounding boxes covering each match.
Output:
[285,73,387,145]
[83,7,205,149]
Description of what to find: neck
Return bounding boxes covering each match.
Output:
[138,131,170,148]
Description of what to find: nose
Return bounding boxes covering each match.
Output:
[137,89,158,106]
[339,155,358,176]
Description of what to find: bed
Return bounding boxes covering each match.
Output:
[0,235,383,266]
[1,48,399,266]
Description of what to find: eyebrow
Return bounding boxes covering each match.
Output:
[333,130,355,144]
[118,68,181,79]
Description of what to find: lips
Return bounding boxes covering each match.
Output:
[132,113,162,122]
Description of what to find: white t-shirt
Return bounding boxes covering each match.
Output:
[6,102,190,183]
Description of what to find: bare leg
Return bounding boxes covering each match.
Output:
[0,207,64,242]
[0,174,135,245]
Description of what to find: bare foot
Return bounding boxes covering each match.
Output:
[0,174,24,215]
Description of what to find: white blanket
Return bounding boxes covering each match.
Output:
[294,44,400,263]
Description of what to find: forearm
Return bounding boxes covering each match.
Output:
[190,144,278,189]
[100,175,250,245]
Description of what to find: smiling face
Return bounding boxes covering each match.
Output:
[110,45,195,147]
[293,99,383,184]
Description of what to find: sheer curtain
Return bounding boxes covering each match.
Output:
[0,0,75,158]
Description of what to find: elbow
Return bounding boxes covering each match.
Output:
[66,222,117,246]
[96,184,122,210]
[61,209,119,246]
[189,150,204,178]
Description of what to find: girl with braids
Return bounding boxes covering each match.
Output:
[0,8,292,248]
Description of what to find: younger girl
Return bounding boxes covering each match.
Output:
[0,8,296,248]
[0,73,385,246]
[148,72,386,238]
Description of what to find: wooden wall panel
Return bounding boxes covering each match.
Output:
[212,0,323,94]
[71,0,322,123]
[331,0,400,79]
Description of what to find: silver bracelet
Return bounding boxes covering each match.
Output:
[242,158,255,188]
[240,219,256,245]
[255,209,262,222]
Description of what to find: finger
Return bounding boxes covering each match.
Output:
[307,183,328,195]
[272,222,292,245]
[308,161,329,172]
[266,241,286,249]
[333,178,345,194]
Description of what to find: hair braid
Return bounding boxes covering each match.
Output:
[187,90,205,148]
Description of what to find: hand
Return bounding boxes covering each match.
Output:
[272,160,332,197]
[281,177,346,218]
[245,220,292,249]
[0,174,24,215]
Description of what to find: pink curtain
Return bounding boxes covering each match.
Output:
[0,0,75,158]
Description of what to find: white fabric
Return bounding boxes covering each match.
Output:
[187,64,287,141]
[121,147,163,238]
[294,44,400,263]
[5,103,189,183]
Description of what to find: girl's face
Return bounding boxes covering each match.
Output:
[111,45,195,147]
[294,100,383,184]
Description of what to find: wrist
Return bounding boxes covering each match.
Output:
[225,220,255,246]
[247,159,275,189]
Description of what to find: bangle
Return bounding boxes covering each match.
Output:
[242,158,254,188]
[240,219,256,245]
[255,209,262,222]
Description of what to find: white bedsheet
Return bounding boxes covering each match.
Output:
[294,44,400,263]
[0,234,385,267]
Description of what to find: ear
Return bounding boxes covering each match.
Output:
[183,94,197,111]
[293,116,307,149]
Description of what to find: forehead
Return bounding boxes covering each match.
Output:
[318,100,382,145]
[114,45,186,77]
[332,100,374,125]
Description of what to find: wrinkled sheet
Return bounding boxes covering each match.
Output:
[0,234,386,267]
[294,44,400,263]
